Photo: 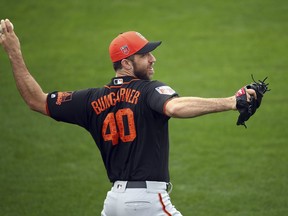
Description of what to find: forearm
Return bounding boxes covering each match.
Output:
[165,96,236,118]
[1,19,48,115]
[9,49,48,115]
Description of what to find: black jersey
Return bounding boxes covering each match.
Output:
[47,76,178,183]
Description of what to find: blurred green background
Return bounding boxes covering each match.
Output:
[0,0,287,215]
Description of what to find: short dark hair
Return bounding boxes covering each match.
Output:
[112,60,122,71]
[112,55,135,71]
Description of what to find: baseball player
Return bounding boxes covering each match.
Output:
[0,19,258,216]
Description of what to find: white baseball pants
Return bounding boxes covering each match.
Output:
[101,181,182,216]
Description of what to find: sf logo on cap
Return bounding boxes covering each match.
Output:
[120,45,130,55]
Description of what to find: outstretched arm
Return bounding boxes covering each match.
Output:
[165,90,256,118]
[0,19,48,115]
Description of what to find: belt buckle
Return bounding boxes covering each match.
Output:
[166,182,173,194]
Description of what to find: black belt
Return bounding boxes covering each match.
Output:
[113,181,147,188]
[113,181,170,190]
[126,181,147,188]
[113,181,172,193]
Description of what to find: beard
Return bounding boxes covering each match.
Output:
[132,62,152,80]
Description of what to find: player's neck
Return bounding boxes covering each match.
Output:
[116,69,135,78]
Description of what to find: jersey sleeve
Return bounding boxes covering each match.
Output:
[46,89,92,129]
[145,81,178,114]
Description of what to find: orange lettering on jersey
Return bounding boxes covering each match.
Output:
[119,88,126,101]
[56,92,72,105]
[108,92,116,106]
[100,97,106,110]
[91,101,101,114]
[125,88,132,102]
[131,90,140,104]
[128,89,136,103]
[91,88,141,115]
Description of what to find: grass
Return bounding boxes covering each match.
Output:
[1,0,288,215]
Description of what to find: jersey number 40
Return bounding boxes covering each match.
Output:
[102,108,136,145]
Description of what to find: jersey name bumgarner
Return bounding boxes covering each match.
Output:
[91,88,141,115]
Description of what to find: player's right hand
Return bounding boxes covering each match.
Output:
[0,19,21,55]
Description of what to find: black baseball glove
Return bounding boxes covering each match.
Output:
[235,76,270,128]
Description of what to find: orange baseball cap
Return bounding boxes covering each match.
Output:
[109,31,162,62]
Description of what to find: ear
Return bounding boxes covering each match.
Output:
[121,59,133,70]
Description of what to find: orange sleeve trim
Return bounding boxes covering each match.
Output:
[163,96,178,116]
[45,97,51,116]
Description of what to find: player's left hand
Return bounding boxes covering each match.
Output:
[235,76,270,128]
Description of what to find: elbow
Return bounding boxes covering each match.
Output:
[165,103,182,118]
[25,96,48,115]
[165,106,176,117]
[164,98,184,118]
[26,99,40,111]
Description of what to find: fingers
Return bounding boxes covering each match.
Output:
[0,19,14,34]
[0,19,20,52]
[235,86,257,104]
[0,19,6,34]
[5,19,14,33]
[0,19,15,45]
[246,88,257,100]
